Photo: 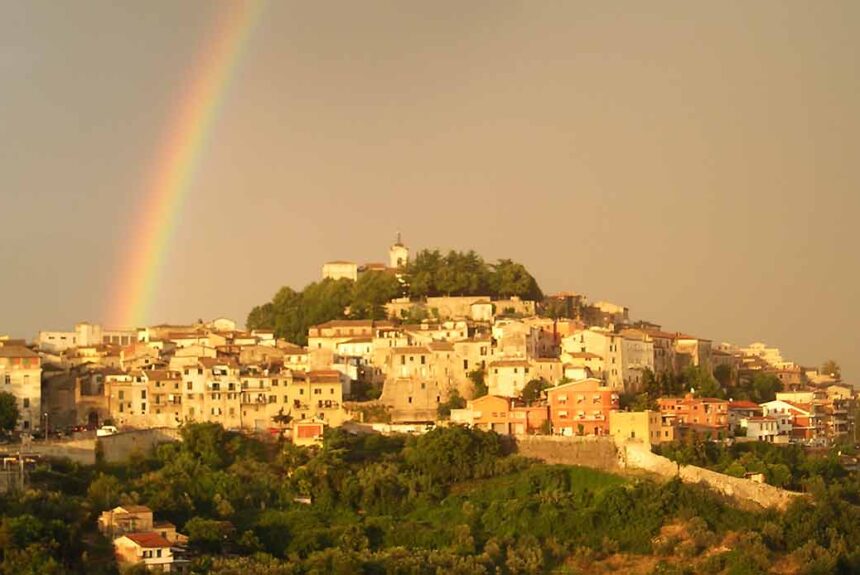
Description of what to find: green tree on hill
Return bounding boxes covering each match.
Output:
[350,271,401,320]
[520,378,550,405]
[821,359,841,380]
[0,391,19,434]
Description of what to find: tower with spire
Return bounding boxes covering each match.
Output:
[388,232,409,269]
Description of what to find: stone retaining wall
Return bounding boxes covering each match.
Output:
[512,436,803,510]
[512,435,620,470]
[620,441,803,510]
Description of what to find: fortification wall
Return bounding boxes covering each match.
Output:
[98,428,182,463]
[512,436,802,510]
[24,439,97,465]
[619,442,802,510]
[513,435,620,471]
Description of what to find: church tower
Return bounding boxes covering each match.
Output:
[388,232,409,269]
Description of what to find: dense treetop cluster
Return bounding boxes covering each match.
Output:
[246,249,542,345]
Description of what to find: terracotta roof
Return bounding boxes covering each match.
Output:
[153,520,175,529]
[392,346,430,354]
[0,345,39,358]
[567,352,602,360]
[783,401,813,413]
[428,342,455,351]
[143,369,179,380]
[308,370,341,382]
[339,337,373,344]
[489,360,530,368]
[311,319,373,329]
[123,532,172,548]
[729,400,760,410]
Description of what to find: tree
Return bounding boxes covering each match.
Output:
[185,517,234,554]
[520,379,549,405]
[821,360,841,380]
[468,369,488,398]
[437,389,466,419]
[87,473,122,511]
[714,364,734,388]
[0,392,19,434]
[489,259,543,300]
[685,366,725,399]
[749,373,783,403]
[350,271,401,320]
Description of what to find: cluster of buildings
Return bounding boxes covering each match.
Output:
[0,239,853,449]
[98,504,187,572]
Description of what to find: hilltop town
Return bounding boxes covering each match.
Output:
[0,239,858,574]
[1,238,853,447]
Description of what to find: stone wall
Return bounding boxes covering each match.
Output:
[98,428,182,463]
[24,438,97,465]
[512,436,803,510]
[512,435,620,471]
[619,441,803,510]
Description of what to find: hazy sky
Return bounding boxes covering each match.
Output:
[1,1,858,380]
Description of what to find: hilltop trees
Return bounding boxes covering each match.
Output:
[821,360,841,380]
[246,273,397,345]
[247,249,542,345]
[403,250,542,300]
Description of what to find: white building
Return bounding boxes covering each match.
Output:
[0,344,42,431]
[561,328,624,390]
[322,261,358,282]
[619,329,655,392]
[389,237,409,269]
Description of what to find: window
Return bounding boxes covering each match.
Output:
[186,382,192,390]
[408,397,413,404]
[420,356,426,365]
[22,398,29,408]
[4,375,9,385]
[313,388,321,395]
[119,391,125,400]
[141,390,147,399]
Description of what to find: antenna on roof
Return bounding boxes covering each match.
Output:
[396,231,402,245]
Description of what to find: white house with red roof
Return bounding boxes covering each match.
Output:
[113,532,177,571]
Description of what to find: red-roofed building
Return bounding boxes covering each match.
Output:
[114,532,177,571]
[728,400,762,434]
[658,394,729,438]
[761,399,824,441]
[546,378,618,436]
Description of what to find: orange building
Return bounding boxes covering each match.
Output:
[658,393,729,436]
[466,395,548,435]
[546,378,618,436]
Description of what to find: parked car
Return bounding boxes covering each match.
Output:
[96,425,118,437]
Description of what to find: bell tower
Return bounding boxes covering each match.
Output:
[388,232,409,269]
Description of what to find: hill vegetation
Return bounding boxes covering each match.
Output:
[2,424,859,574]
[246,249,542,345]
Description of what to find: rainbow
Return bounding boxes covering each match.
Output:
[108,1,266,328]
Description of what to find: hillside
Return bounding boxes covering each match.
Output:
[2,425,858,574]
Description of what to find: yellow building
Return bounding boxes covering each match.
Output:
[609,410,664,445]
